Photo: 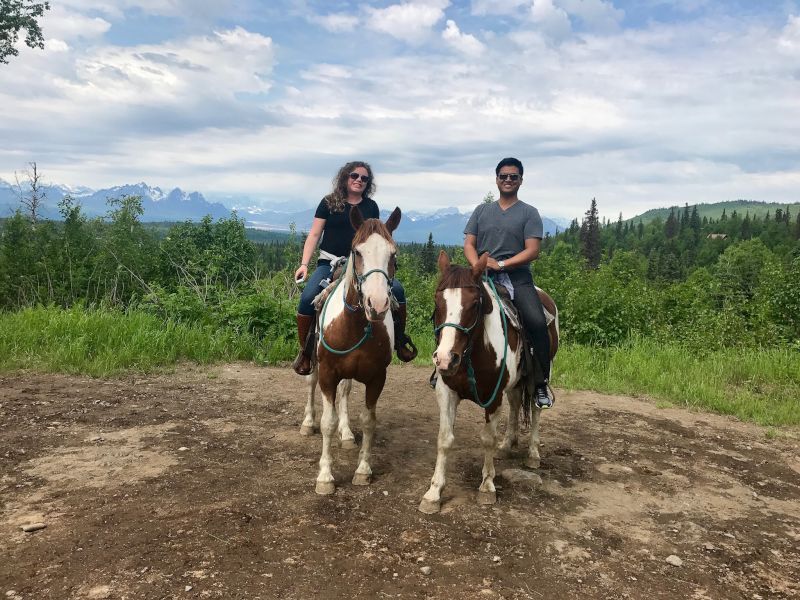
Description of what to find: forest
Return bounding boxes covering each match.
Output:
[1,192,799,426]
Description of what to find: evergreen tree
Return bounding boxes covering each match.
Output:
[420,232,436,274]
[680,203,690,231]
[664,208,678,238]
[579,197,601,269]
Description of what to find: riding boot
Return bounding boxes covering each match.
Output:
[393,304,418,362]
[292,313,315,376]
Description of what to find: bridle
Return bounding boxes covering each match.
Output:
[433,277,509,409]
[319,251,395,355]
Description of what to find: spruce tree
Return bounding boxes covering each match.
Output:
[579,197,601,269]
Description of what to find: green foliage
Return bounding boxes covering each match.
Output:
[0,0,50,64]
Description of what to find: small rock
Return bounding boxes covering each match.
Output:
[753,595,763,600]
[21,522,47,532]
[420,566,432,575]
[185,585,192,592]
[499,469,542,488]
[703,542,715,551]
[383,490,389,496]
[492,555,501,563]
[392,572,398,578]
[665,555,683,567]
[178,447,189,452]
[6,592,17,598]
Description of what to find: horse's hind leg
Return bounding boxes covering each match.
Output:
[300,367,318,436]
[497,388,522,458]
[352,373,385,486]
[524,406,542,470]
[337,379,358,449]
[477,407,502,505]
[315,382,339,495]
[419,383,459,514]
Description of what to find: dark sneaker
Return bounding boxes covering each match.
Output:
[534,384,555,409]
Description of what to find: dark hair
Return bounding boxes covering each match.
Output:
[324,161,376,213]
[495,157,523,177]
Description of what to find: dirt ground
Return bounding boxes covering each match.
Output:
[1,364,799,600]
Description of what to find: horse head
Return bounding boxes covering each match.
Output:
[349,206,401,322]
[432,250,493,376]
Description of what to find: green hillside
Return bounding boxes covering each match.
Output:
[630,200,800,224]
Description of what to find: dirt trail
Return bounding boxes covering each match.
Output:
[1,364,799,599]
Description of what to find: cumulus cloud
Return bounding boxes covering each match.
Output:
[41,5,111,41]
[365,0,450,45]
[471,0,529,15]
[778,14,800,54]
[530,0,572,40]
[309,12,360,33]
[559,0,623,32]
[442,20,487,56]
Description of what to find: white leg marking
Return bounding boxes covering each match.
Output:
[353,406,376,485]
[315,391,338,495]
[525,405,542,470]
[337,379,357,449]
[498,388,522,457]
[419,382,459,514]
[477,408,502,505]
[300,367,318,436]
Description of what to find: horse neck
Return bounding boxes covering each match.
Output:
[474,283,508,362]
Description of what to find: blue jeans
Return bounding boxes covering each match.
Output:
[297,261,406,316]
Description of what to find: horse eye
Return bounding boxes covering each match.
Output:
[353,250,361,258]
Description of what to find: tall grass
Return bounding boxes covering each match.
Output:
[553,339,800,427]
[0,305,262,376]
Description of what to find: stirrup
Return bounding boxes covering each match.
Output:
[395,335,418,362]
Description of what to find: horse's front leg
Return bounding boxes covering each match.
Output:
[418,381,459,514]
[352,372,385,486]
[477,407,503,505]
[315,380,339,495]
[497,387,522,458]
[300,366,318,436]
[337,379,358,449]
[525,405,542,470]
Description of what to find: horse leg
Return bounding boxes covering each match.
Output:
[477,408,502,505]
[315,381,339,495]
[352,373,385,486]
[418,383,459,514]
[337,379,358,449]
[524,405,543,470]
[497,388,521,458]
[300,366,318,436]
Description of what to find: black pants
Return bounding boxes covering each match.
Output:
[508,269,550,384]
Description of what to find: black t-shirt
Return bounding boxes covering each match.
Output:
[315,197,380,259]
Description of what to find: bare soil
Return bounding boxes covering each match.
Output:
[1,364,799,600]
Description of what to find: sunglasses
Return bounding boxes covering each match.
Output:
[497,173,521,181]
[349,172,370,183]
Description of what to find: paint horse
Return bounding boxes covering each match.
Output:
[419,251,559,514]
[309,206,401,495]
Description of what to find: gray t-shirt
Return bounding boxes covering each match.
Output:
[464,200,543,264]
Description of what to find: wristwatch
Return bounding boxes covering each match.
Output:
[497,260,506,271]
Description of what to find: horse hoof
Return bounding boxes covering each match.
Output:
[315,481,335,495]
[352,473,371,486]
[524,457,541,470]
[299,425,315,436]
[340,438,358,450]
[418,498,441,514]
[477,490,497,506]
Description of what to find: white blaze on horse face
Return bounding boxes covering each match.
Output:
[434,288,463,372]
[355,233,394,320]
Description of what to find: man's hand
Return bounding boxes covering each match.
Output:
[486,257,501,271]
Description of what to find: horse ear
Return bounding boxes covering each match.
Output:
[472,253,489,280]
[437,250,450,273]
[350,204,364,230]
[385,207,401,233]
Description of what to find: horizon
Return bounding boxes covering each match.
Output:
[1,1,798,221]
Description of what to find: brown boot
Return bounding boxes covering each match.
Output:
[393,304,418,362]
[292,313,315,375]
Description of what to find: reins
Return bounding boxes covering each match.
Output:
[319,254,393,355]
[434,276,508,409]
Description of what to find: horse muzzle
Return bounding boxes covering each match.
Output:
[433,350,461,376]
[365,296,390,322]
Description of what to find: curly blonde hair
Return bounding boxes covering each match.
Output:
[324,161,376,213]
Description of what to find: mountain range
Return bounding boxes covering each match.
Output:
[0,180,570,245]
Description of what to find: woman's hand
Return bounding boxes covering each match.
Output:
[294,264,308,283]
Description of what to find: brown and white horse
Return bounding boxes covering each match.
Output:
[419,251,559,514]
[310,206,401,495]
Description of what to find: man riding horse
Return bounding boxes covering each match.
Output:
[463,157,555,409]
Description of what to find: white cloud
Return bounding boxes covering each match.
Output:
[442,20,487,56]
[365,0,450,45]
[471,0,529,15]
[558,0,623,32]
[309,12,360,33]
[778,14,800,54]
[42,6,111,41]
[531,0,572,40]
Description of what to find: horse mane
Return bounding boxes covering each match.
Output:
[352,219,395,248]
[436,264,479,292]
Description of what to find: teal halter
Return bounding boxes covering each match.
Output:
[433,276,509,409]
[319,254,393,355]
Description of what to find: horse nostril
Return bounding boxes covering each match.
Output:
[450,352,460,366]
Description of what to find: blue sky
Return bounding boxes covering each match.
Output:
[1,0,799,220]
